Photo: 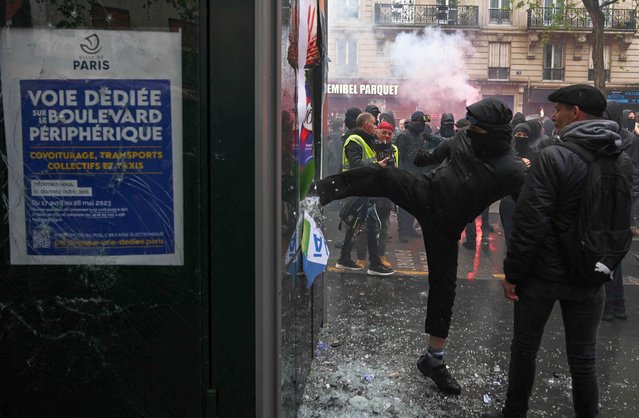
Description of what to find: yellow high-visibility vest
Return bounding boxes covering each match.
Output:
[342,134,377,171]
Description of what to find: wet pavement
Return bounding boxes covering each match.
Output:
[298,204,639,417]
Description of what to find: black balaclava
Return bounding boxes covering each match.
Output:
[409,119,425,134]
[512,122,532,155]
[623,109,636,131]
[439,113,455,138]
[466,98,513,158]
[409,111,427,134]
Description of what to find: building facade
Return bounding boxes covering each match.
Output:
[327,0,639,123]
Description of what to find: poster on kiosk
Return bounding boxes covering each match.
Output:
[0,29,184,265]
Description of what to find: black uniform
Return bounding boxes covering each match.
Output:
[395,115,429,236]
[318,98,527,338]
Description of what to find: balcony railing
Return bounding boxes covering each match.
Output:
[543,68,564,81]
[528,7,637,31]
[489,8,512,24]
[374,3,479,27]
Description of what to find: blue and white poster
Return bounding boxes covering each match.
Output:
[0,29,184,265]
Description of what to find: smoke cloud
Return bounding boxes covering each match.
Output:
[389,28,481,115]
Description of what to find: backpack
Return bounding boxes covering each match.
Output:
[555,142,632,285]
[338,196,367,231]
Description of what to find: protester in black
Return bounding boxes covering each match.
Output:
[623,109,636,132]
[317,98,527,395]
[499,121,541,247]
[325,118,344,175]
[511,111,526,128]
[364,104,381,124]
[378,111,396,129]
[601,101,637,321]
[394,111,430,242]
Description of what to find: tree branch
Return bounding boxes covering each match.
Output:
[599,0,620,8]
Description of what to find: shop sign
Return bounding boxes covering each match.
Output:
[327,83,399,96]
[608,90,639,104]
[0,29,184,265]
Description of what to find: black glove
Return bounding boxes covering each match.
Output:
[413,149,434,167]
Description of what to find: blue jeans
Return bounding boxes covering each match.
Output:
[503,282,604,418]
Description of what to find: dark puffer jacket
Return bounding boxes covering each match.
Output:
[413,99,527,238]
[503,119,632,285]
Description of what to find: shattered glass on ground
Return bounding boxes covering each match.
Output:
[299,210,639,417]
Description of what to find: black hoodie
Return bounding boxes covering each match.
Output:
[465,98,513,158]
[412,98,527,238]
[504,119,631,285]
[512,123,534,158]
[396,120,426,173]
[511,112,526,128]
[439,113,456,139]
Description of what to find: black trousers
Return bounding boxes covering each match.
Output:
[376,203,391,256]
[503,282,604,418]
[398,206,418,234]
[499,195,517,247]
[318,165,459,338]
[464,206,490,244]
[341,203,380,264]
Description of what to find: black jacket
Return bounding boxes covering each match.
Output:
[396,128,426,173]
[413,128,527,238]
[604,101,639,197]
[503,119,632,285]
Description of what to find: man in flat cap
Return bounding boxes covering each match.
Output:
[483,85,632,417]
[315,97,527,395]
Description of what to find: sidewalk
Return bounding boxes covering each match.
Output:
[298,205,639,417]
